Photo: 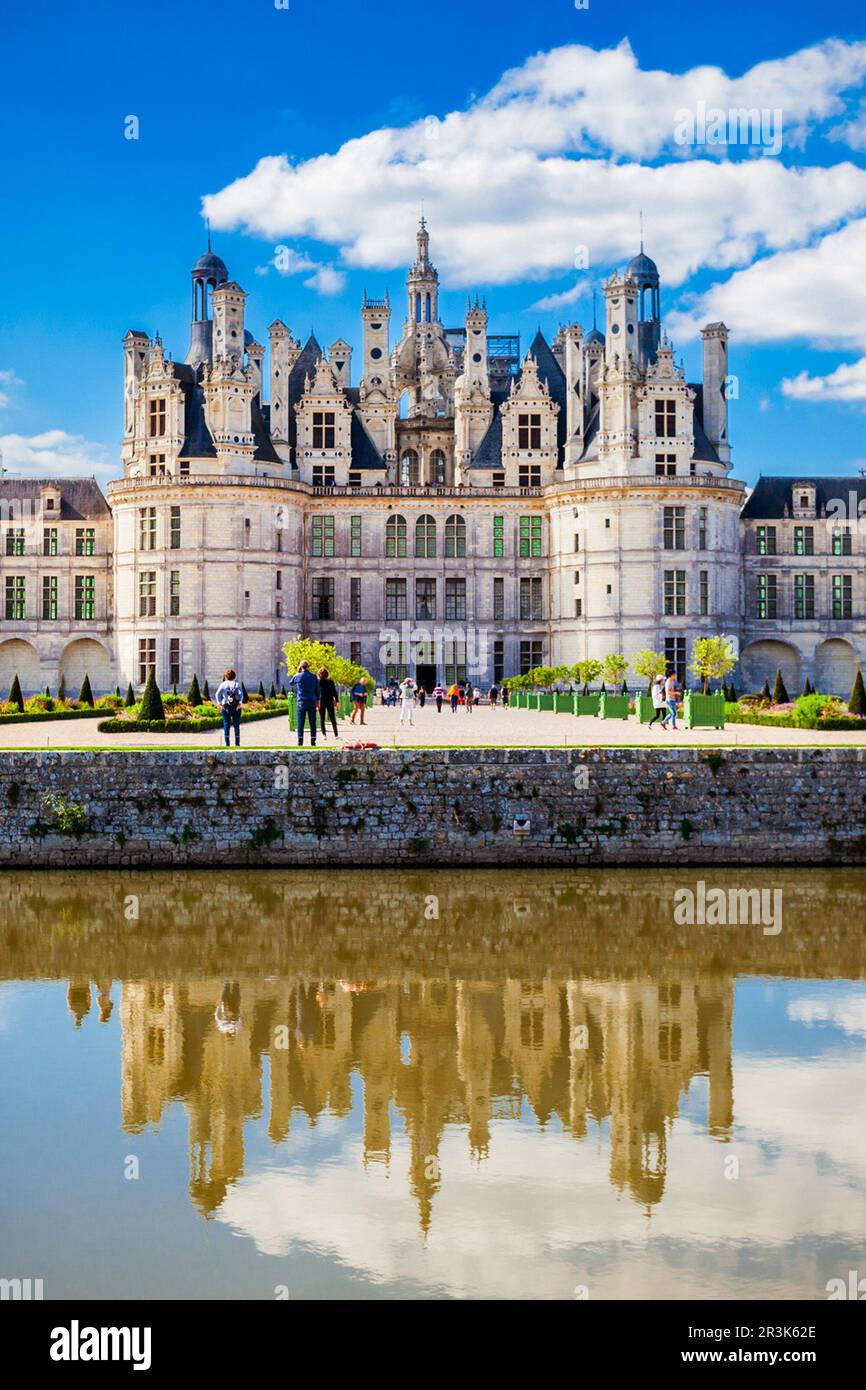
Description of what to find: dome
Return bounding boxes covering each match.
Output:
[584,327,605,345]
[192,251,228,283]
[626,250,659,282]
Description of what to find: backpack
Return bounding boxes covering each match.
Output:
[224,683,240,710]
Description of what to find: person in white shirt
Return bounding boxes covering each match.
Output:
[648,674,667,729]
[660,670,681,730]
[398,677,417,726]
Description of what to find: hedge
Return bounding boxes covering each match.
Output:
[98,703,289,734]
[0,708,106,725]
[724,703,866,733]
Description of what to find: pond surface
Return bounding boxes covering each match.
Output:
[1,868,864,1300]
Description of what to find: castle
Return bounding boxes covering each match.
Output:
[1,220,864,697]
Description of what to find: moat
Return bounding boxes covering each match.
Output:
[1,867,864,1300]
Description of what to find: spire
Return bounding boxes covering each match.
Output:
[592,291,597,330]
[639,209,644,253]
[206,217,212,253]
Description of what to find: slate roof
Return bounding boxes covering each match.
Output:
[689,385,721,464]
[469,389,508,470]
[0,478,110,519]
[528,329,568,465]
[175,364,217,460]
[741,476,866,519]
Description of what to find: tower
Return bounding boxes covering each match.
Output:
[626,247,661,366]
[463,297,489,395]
[362,292,390,383]
[211,281,246,365]
[329,338,353,390]
[701,323,730,465]
[268,319,300,461]
[187,246,228,366]
[563,322,584,466]
[406,217,439,326]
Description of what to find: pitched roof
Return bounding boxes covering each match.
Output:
[741,475,866,519]
[0,478,110,519]
[287,334,324,457]
[689,385,721,464]
[529,329,567,464]
[176,366,217,459]
[470,389,509,469]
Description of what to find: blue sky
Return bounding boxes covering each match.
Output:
[3,0,866,483]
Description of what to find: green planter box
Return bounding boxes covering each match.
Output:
[536,693,555,711]
[287,693,297,732]
[553,693,574,712]
[574,694,600,717]
[634,693,657,724]
[684,690,725,730]
[599,693,629,720]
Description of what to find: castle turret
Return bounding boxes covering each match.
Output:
[406,217,439,325]
[701,322,730,466]
[187,247,228,366]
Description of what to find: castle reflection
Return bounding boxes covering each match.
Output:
[2,867,864,1235]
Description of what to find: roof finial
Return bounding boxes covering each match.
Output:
[592,290,597,330]
[206,217,212,254]
[639,209,644,253]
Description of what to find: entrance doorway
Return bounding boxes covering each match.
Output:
[416,664,436,693]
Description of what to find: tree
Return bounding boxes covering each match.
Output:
[801,677,814,698]
[257,680,266,699]
[631,648,667,694]
[772,667,790,705]
[139,668,165,722]
[187,674,202,708]
[848,665,866,716]
[575,658,603,695]
[241,682,249,700]
[281,636,339,678]
[58,674,67,702]
[114,685,122,698]
[761,679,772,702]
[602,653,629,693]
[124,682,136,707]
[202,679,212,702]
[267,682,277,700]
[8,673,24,712]
[78,673,94,707]
[45,684,52,699]
[689,636,738,695]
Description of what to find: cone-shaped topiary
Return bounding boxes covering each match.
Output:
[202,680,211,702]
[268,682,276,700]
[78,673,94,707]
[621,680,628,696]
[728,683,737,702]
[801,676,813,698]
[187,674,202,708]
[600,681,607,695]
[58,675,67,702]
[241,682,249,700]
[760,679,772,702]
[8,673,24,712]
[124,682,136,707]
[257,679,266,699]
[279,683,287,698]
[138,668,165,722]
[114,684,122,698]
[772,667,790,705]
[45,684,52,699]
[848,665,866,716]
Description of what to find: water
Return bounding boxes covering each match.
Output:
[1,868,864,1301]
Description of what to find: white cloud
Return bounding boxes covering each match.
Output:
[255,244,345,296]
[0,430,112,480]
[531,283,586,311]
[203,39,866,290]
[303,264,346,296]
[782,357,866,403]
[0,369,23,410]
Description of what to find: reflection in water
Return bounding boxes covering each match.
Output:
[1,868,865,1300]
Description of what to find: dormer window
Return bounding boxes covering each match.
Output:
[148,398,167,437]
[655,400,676,437]
[312,411,335,449]
[518,413,542,450]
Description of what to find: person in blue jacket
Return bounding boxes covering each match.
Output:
[289,660,321,747]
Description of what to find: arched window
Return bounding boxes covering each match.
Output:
[415,514,436,558]
[445,514,466,558]
[416,294,422,323]
[430,449,446,485]
[425,292,431,323]
[386,514,407,558]
[400,449,419,485]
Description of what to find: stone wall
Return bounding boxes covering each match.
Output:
[1,747,865,868]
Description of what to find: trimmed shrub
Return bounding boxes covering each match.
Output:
[268,682,277,700]
[138,668,165,722]
[202,680,212,702]
[115,685,122,698]
[58,675,67,702]
[772,667,790,705]
[257,680,266,698]
[78,673,95,707]
[241,682,250,700]
[801,677,813,698]
[760,679,772,703]
[187,674,202,708]
[124,682,136,707]
[8,673,24,713]
[849,665,866,717]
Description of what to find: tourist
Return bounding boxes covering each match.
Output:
[417,685,427,708]
[216,667,244,747]
[317,666,339,739]
[660,669,681,731]
[349,677,368,725]
[447,681,460,712]
[488,683,499,708]
[502,686,509,706]
[398,676,417,726]
[290,659,321,746]
[433,682,445,712]
[648,673,667,729]
[464,684,474,713]
[473,685,482,704]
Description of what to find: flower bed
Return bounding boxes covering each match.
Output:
[725,694,866,733]
[98,700,288,734]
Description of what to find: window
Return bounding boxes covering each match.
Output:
[445,578,466,621]
[793,525,814,557]
[4,575,25,620]
[663,507,685,550]
[179,460,190,478]
[431,449,446,484]
[698,507,708,550]
[148,398,166,437]
[385,577,407,620]
[832,525,852,556]
[663,569,686,616]
[655,453,677,477]
[517,412,542,450]
[75,575,95,621]
[444,514,466,557]
[399,450,419,485]
[350,577,361,621]
[138,637,156,686]
[139,507,156,550]
[519,464,541,487]
[350,515,362,557]
[385,514,407,558]
[415,514,436,557]
[169,507,181,549]
[519,515,542,558]
[655,399,676,436]
[493,577,505,621]
[43,527,58,557]
[665,637,687,687]
[493,515,504,558]
[74,527,95,557]
[444,639,467,686]
[170,570,180,617]
[415,578,436,621]
[276,571,282,590]
[5,528,24,556]
[312,411,335,449]
[350,641,361,666]
[348,472,361,488]
[311,515,335,557]
[832,574,853,620]
[573,532,580,553]
[794,574,815,620]
[148,454,166,477]
[756,525,777,556]
[520,640,543,674]
[312,464,335,487]
[139,570,156,617]
[756,573,778,620]
[519,577,543,621]
[493,639,504,684]
[492,472,505,488]
[699,570,709,616]
[312,577,335,620]
[42,575,58,620]
[169,637,181,689]
[575,597,583,617]
[385,641,409,685]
